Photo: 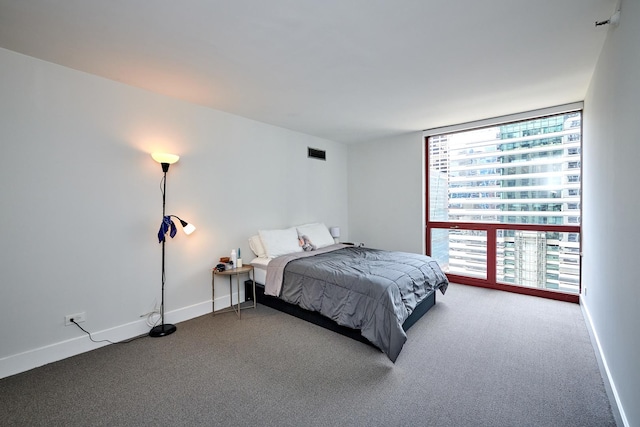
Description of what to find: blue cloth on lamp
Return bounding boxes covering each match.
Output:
[158,216,177,242]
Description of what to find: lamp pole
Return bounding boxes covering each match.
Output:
[150,162,177,337]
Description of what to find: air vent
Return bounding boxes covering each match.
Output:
[308,147,326,161]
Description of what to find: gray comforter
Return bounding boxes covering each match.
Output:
[265,245,449,362]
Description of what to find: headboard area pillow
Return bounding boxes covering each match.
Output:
[258,227,303,258]
[295,223,335,249]
[248,235,267,258]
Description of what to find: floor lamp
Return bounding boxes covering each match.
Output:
[150,153,196,338]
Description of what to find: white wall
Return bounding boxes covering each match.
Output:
[582,1,640,425]
[348,132,425,253]
[0,48,348,378]
[346,8,640,422]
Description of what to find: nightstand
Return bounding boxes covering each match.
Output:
[212,265,256,318]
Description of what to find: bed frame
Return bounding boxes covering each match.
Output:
[245,280,436,348]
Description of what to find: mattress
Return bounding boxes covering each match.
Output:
[250,257,269,285]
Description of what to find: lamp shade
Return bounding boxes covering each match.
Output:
[330,227,340,238]
[151,153,180,164]
[181,221,196,235]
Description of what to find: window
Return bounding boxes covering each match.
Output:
[426,108,582,300]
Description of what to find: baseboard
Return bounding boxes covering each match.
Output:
[580,296,628,427]
[212,288,245,311]
[0,300,212,380]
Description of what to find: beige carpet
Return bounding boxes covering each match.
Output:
[0,283,615,426]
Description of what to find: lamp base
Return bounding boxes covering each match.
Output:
[149,323,177,337]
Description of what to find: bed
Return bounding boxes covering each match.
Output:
[247,224,449,362]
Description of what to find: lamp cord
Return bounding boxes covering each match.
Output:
[144,302,161,327]
[160,175,167,198]
[70,319,147,345]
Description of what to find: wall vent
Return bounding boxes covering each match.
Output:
[308,147,326,160]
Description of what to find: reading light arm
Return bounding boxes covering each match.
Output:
[170,215,196,235]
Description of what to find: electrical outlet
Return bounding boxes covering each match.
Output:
[65,312,86,326]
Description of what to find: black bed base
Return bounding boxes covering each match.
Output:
[245,280,436,348]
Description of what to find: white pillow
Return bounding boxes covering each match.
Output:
[248,235,267,258]
[295,223,335,249]
[258,227,302,258]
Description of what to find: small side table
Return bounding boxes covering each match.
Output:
[212,265,256,318]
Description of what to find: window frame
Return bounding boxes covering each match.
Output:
[424,104,583,303]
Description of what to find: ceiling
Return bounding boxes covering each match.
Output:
[0,0,618,144]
